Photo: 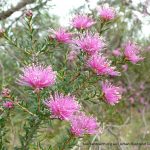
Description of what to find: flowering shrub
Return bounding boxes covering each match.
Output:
[0,5,145,149]
[72,15,95,29]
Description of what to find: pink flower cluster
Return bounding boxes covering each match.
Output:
[112,42,143,64]
[72,15,95,29]
[14,6,144,140]
[70,113,99,136]
[87,54,120,76]
[75,34,105,55]
[17,64,56,90]
[98,6,116,21]
[124,42,143,64]
[3,101,14,109]
[102,81,122,105]
[49,28,72,43]
[44,93,99,136]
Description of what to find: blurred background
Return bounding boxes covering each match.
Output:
[0,0,150,149]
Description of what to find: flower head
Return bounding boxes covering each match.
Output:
[3,101,14,109]
[72,15,95,29]
[87,54,120,76]
[70,113,99,136]
[44,93,80,120]
[98,6,115,21]
[49,28,72,43]
[124,41,144,64]
[102,81,122,105]
[17,64,56,90]
[75,33,105,55]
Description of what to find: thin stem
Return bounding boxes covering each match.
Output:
[8,96,35,116]
[99,21,106,35]
[68,72,80,84]
[26,17,36,54]
[14,101,34,116]
[37,91,41,112]
[61,134,74,150]
[28,18,34,41]
[9,113,15,146]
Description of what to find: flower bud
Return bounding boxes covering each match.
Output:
[1,88,11,98]
[25,10,33,17]
[3,101,14,109]
[0,29,5,38]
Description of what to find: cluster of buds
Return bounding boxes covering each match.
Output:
[1,88,11,98]
[1,88,13,109]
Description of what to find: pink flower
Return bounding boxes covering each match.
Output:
[112,48,122,57]
[124,42,144,64]
[102,81,122,105]
[72,15,95,29]
[44,93,80,120]
[87,54,120,76]
[17,64,56,90]
[98,6,115,21]
[49,28,72,43]
[3,101,14,108]
[70,113,100,136]
[75,34,105,55]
